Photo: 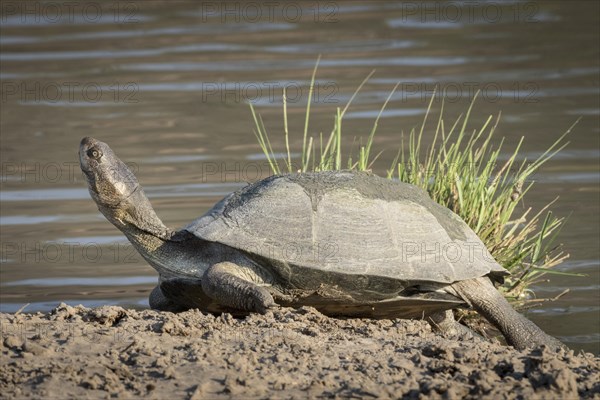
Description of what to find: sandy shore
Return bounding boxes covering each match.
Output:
[1,304,598,399]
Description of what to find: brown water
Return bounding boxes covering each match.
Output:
[1,1,598,354]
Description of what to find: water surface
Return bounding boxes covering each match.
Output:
[1,1,598,354]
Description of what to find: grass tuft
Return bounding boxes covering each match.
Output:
[249,64,580,305]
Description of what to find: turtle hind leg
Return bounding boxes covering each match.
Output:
[451,277,566,351]
[202,262,277,314]
[428,309,483,341]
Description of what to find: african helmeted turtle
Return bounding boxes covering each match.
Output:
[79,137,564,350]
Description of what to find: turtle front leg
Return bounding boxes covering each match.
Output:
[201,262,277,314]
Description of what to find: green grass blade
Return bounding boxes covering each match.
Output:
[302,55,321,170]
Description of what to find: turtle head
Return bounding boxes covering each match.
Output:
[79,137,169,239]
[79,137,139,208]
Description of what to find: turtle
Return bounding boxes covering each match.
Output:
[79,136,565,350]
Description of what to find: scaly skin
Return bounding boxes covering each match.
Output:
[451,277,566,351]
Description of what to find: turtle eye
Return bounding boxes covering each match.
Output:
[87,148,103,160]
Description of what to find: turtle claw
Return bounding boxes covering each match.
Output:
[253,288,278,314]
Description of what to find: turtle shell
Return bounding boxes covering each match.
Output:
[186,171,507,285]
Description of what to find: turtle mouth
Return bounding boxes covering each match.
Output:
[101,184,141,209]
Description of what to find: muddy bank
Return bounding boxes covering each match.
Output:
[1,304,599,399]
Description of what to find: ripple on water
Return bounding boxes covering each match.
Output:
[344,108,427,119]
[3,276,157,287]
[387,19,463,29]
[531,172,600,185]
[528,306,600,316]
[51,235,129,245]
[0,44,247,62]
[0,182,245,202]
[118,56,512,73]
[497,149,600,162]
[0,23,295,45]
